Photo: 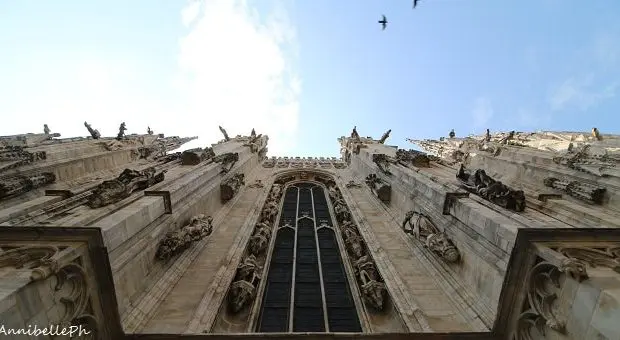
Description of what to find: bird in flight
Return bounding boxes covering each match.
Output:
[378,15,388,30]
[413,0,420,8]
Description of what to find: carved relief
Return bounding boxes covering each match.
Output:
[262,158,276,168]
[226,182,288,314]
[214,152,239,174]
[243,133,264,153]
[552,144,620,178]
[221,173,245,202]
[319,179,389,311]
[87,167,166,208]
[0,146,47,172]
[402,211,460,263]
[156,215,214,261]
[372,153,392,175]
[543,177,606,204]
[553,245,620,273]
[395,149,430,168]
[456,164,526,212]
[514,261,568,339]
[0,245,60,281]
[0,172,56,200]
[181,147,215,165]
[364,174,392,203]
[345,180,362,188]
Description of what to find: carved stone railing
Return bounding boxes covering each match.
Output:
[543,177,606,204]
[401,211,460,263]
[221,173,245,203]
[497,228,620,340]
[364,174,391,204]
[155,214,214,261]
[456,164,525,212]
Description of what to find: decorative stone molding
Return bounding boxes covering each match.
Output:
[552,144,620,178]
[395,149,430,168]
[364,174,391,203]
[262,156,345,169]
[319,178,389,311]
[221,173,245,202]
[181,147,215,165]
[543,177,606,204]
[402,211,460,263]
[87,167,166,208]
[0,245,60,281]
[226,182,288,314]
[0,172,56,200]
[214,152,239,174]
[456,164,525,212]
[0,145,47,172]
[156,214,214,261]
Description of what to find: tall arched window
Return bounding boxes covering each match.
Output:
[257,182,362,332]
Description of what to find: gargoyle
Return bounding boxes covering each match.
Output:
[221,173,245,202]
[84,121,101,139]
[219,126,231,142]
[181,147,215,165]
[116,122,127,141]
[395,149,430,168]
[155,214,214,261]
[87,167,166,208]
[402,211,460,263]
[456,164,525,212]
[364,174,391,203]
[214,152,239,174]
[378,129,391,144]
[372,154,392,175]
[354,257,386,311]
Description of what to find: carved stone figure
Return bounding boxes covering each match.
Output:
[248,179,264,188]
[84,121,101,139]
[249,223,272,255]
[554,245,620,274]
[372,154,392,175]
[498,130,515,145]
[345,180,362,188]
[592,127,602,141]
[156,215,214,261]
[351,126,361,142]
[87,167,166,208]
[354,257,387,311]
[484,128,491,142]
[214,152,239,174]
[0,172,56,200]
[262,158,276,168]
[395,149,430,168]
[43,124,51,135]
[116,122,127,140]
[378,129,391,144]
[228,255,261,313]
[221,173,245,202]
[402,211,460,263]
[456,164,526,212]
[333,162,347,169]
[219,126,231,141]
[449,129,455,138]
[544,177,606,204]
[552,144,620,178]
[147,126,153,135]
[343,227,365,259]
[365,174,392,203]
[181,147,215,165]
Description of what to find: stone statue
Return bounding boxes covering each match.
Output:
[214,152,239,174]
[351,126,361,142]
[552,144,620,178]
[147,126,153,135]
[402,211,460,263]
[228,255,261,313]
[592,127,602,141]
[365,174,392,203]
[155,215,214,261]
[87,167,166,208]
[449,129,455,138]
[372,154,392,175]
[250,128,256,138]
[221,173,245,202]
[84,121,101,139]
[498,131,515,145]
[354,257,387,311]
[395,149,430,168]
[43,124,50,135]
[456,164,526,212]
[378,129,391,144]
[484,128,491,142]
[181,147,215,165]
[116,122,127,141]
[219,126,231,141]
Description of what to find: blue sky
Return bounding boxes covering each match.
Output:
[1,1,619,157]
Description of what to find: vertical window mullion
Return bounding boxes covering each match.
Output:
[287,187,300,332]
[311,187,331,332]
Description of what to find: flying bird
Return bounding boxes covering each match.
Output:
[378,15,388,30]
[413,0,420,8]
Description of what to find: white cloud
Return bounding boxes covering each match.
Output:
[0,0,300,156]
[174,0,301,155]
[549,74,618,111]
[471,97,494,128]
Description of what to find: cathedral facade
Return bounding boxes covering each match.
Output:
[0,124,618,340]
